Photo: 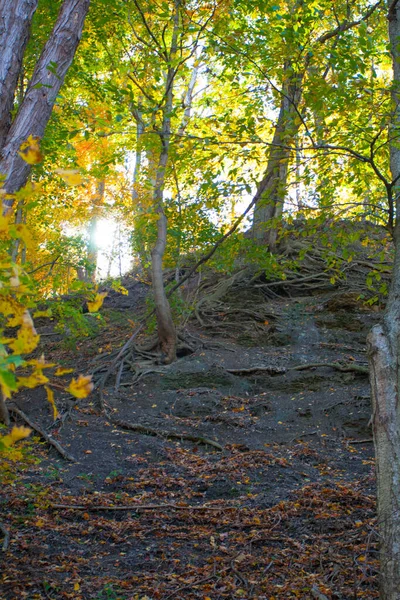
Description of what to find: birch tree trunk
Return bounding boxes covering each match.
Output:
[0,0,90,198]
[367,2,400,598]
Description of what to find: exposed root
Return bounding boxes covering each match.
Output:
[290,362,369,375]
[226,362,369,378]
[227,366,285,375]
[9,405,76,462]
[112,417,223,450]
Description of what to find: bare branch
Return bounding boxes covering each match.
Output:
[317,0,383,44]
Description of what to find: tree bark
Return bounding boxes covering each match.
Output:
[0,0,38,151]
[251,65,303,249]
[0,0,90,198]
[367,3,400,598]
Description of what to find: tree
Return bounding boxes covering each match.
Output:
[0,0,90,425]
[0,0,90,199]
[214,0,382,248]
[368,1,400,597]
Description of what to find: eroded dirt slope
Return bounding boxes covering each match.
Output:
[0,277,379,599]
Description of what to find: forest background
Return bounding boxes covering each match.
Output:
[1,0,400,598]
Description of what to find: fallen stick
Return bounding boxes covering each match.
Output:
[165,574,219,600]
[0,522,10,552]
[112,418,223,450]
[51,502,232,511]
[9,405,76,462]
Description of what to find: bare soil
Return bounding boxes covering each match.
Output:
[0,275,379,599]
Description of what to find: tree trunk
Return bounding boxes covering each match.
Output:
[149,1,181,364]
[151,205,176,363]
[0,0,38,150]
[0,0,90,198]
[0,0,89,426]
[367,3,400,598]
[251,65,303,249]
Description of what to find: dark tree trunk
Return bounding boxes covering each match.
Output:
[0,0,38,150]
[0,0,90,197]
[251,65,303,249]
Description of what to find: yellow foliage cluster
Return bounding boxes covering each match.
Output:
[0,137,95,451]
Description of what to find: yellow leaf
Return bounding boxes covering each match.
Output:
[18,135,43,165]
[18,369,49,389]
[55,169,83,186]
[45,386,59,420]
[9,311,40,354]
[87,292,107,313]
[55,367,74,376]
[1,425,31,447]
[74,582,80,591]
[28,356,56,370]
[66,374,94,399]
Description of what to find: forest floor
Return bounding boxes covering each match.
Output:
[0,272,380,599]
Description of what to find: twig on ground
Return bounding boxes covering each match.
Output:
[51,502,232,512]
[289,430,319,443]
[346,438,373,444]
[112,418,223,450]
[9,405,76,462]
[0,522,10,551]
[164,574,221,600]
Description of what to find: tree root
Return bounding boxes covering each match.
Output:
[227,366,285,375]
[9,405,76,462]
[290,362,369,375]
[227,362,369,377]
[112,417,223,450]
[0,522,10,552]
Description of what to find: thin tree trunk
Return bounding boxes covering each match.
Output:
[0,0,90,199]
[150,1,181,364]
[367,3,400,598]
[0,0,38,150]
